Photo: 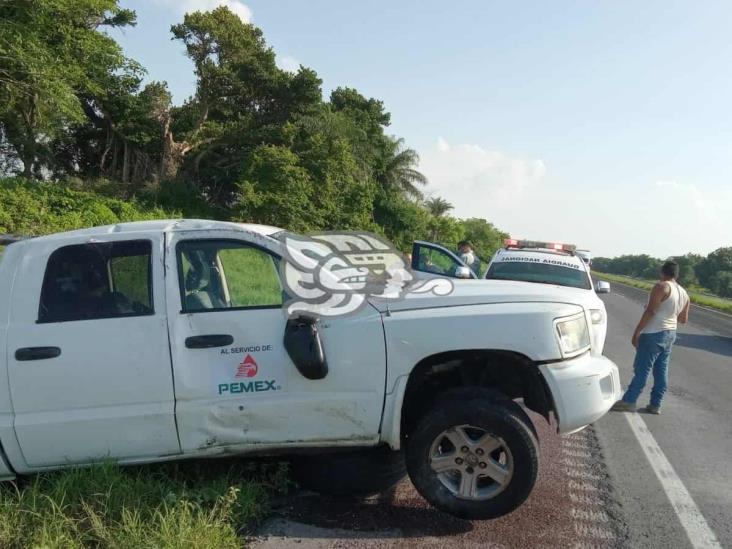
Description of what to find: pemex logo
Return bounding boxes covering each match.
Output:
[236,354,258,378]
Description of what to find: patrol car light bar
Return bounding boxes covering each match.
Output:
[504,239,577,253]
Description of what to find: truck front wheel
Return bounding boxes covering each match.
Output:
[405,388,539,520]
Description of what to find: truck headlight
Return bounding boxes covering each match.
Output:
[589,309,605,324]
[555,314,591,356]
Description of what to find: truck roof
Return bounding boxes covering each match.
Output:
[17,219,284,244]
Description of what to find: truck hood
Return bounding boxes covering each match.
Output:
[369,278,600,313]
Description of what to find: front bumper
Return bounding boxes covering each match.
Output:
[539,353,621,434]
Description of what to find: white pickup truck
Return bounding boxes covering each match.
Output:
[0,220,621,520]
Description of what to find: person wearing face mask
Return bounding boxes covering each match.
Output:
[457,240,480,277]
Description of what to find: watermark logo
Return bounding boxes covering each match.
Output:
[279,232,454,317]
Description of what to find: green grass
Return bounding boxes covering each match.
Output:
[593,271,732,315]
[219,247,282,307]
[0,460,289,549]
[110,254,152,309]
[0,177,176,236]
[179,244,283,308]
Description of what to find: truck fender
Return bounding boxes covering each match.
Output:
[380,375,409,450]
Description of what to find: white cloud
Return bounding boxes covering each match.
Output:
[418,137,547,218]
[654,180,718,222]
[418,138,732,257]
[276,55,301,73]
[162,0,253,22]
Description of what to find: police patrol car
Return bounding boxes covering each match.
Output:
[410,239,610,355]
[485,239,610,354]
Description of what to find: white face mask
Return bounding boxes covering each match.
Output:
[460,252,475,266]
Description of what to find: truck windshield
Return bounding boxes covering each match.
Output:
[486,261,591,290]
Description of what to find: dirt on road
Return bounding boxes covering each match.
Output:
[248,414,628,548]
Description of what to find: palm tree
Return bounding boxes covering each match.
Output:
[424,196,454,217]
[378,138,428,199]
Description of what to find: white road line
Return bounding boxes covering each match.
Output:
[623,412,722,549]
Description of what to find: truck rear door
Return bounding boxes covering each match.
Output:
[5,234,180,469]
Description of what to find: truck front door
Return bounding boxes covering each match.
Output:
[6,235,180,468]
[165,230,386,453]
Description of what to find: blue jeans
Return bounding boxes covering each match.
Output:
[622,330,677,407]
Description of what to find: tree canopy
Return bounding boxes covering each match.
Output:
[593,248,732,298]
[1,1,509,260]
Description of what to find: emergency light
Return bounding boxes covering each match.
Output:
[504,239,577,253]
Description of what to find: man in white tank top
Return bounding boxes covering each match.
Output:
[612,260,690,414]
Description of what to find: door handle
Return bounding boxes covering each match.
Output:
[15,347,61,361]
[185,334,234,349]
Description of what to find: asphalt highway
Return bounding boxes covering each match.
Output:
[250,281,732,548]
[595,281,732,549]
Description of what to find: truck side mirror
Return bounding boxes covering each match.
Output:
[284,315,328,380]
[596,281,611,294]
[455,266,472,279]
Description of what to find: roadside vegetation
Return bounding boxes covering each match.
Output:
[0,460,289,548]
[0,178,174,236]
[594,252,732,298]
[593,271,732,315]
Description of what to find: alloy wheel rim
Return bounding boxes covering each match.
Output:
[428,424,514,500]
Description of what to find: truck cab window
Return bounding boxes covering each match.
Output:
[177,240,283,312]
[38,240,153,323]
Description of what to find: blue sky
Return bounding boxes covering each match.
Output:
[113,0,732,258]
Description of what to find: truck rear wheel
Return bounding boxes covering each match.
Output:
[291,446,407,496]
[405,387,539,520]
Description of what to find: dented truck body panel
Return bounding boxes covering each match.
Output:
[381,301,578,394]
[0,219,620,477]
[164,228,387,455]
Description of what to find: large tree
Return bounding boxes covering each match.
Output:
[0,3,474,250]
[696,247,732,290]
[460,218,509,259]
[0,0,136,177]
[424,196,454,217]
[377,137,428,199]
[163,7,321,192]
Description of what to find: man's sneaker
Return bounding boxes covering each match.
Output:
[611,400,636,412]
[643,405,661,415]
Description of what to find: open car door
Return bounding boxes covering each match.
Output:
[411,241,478,279]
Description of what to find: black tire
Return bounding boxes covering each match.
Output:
[405,387,539,520]
[291,446,406,496]
[432,386,540,445]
